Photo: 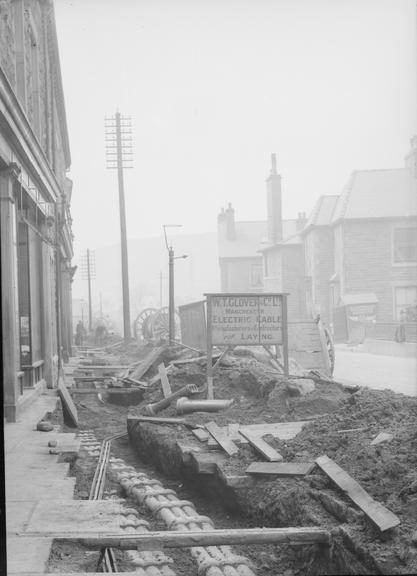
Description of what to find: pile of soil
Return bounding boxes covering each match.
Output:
[125,342,417,575]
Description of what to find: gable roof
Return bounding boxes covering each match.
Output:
[302,195,339,233]
[331,168,417,223]
[218,219,298,258]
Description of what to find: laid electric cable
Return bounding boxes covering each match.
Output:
[109,461,257,576]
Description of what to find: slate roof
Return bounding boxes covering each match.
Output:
[218,219,298,258]
[331,168,417,223]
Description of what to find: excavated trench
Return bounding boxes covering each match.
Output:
[46,395,338,576]
[127,419,381,576]
[46,344,417,575]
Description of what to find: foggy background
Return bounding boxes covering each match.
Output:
[54,0,417,330]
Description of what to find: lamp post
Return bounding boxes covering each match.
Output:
[163,225,187,343]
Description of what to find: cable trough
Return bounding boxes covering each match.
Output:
[86,431,176,575]
[109,459,258,576]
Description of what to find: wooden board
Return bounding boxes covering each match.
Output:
[315,455,400,532]
[371,432,393,446]
[157,363,172,398]
[192,428,210,442]
[58,377,78,427]
[149,364,173,385]
[239,428,283,462]
[133,345,167,379]
[205,421,239,456]
[246,462,315,476]
[241,421,308,440]
[50,527,331,550]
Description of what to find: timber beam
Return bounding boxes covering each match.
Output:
[28,527,331,550]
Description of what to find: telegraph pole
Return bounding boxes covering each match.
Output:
[159,271,163,309]
[87,249,92,331]
[81,248,95,332]
[163,225,188,343]
[168,247,175,341]
[105,112,133,341]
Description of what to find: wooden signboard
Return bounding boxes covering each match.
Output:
[205,293,289,398]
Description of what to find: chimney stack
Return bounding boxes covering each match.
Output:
[218,204,236,240]
[225,202,236,240]
[266,153,282,244]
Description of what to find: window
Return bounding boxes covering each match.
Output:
[394,286,417,320]
[393,227,417,263]
[251,264,263,288]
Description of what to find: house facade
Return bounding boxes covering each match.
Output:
[217,141,417,339]
[301,139,417,340]
[1,0,74,421]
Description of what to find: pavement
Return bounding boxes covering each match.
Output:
[4,390,78,575]
[333,345,417,396]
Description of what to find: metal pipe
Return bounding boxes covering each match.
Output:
[176,397,234,415]
[144,384,198,415]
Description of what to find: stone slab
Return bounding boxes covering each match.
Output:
[23,499,132,536]
[6,536,52,574]
[7,477,76,501]
[6,501,39,533]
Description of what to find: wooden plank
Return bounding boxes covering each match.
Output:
[157,363,172,398]
[149,364,173,385]
[58,527,331,550]
[127,415,186,425]
[192,428,210,442]
[205,421,239,456]
[246,462,316,476]
[239,428,283,462]
[242,421,308,440]
[133,345,167,379]
[315,455,400,532]
[370,432,393,446]
[58,377,78,427]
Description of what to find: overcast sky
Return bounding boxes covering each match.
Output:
[55,0,416,258]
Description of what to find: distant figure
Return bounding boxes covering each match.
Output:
[395,309,407,343]
[75,320,85,346]
[95,324,107,346]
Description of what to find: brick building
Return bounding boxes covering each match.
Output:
[1,0,74,421]
[301,138,417,340]
[218,141,417,336]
